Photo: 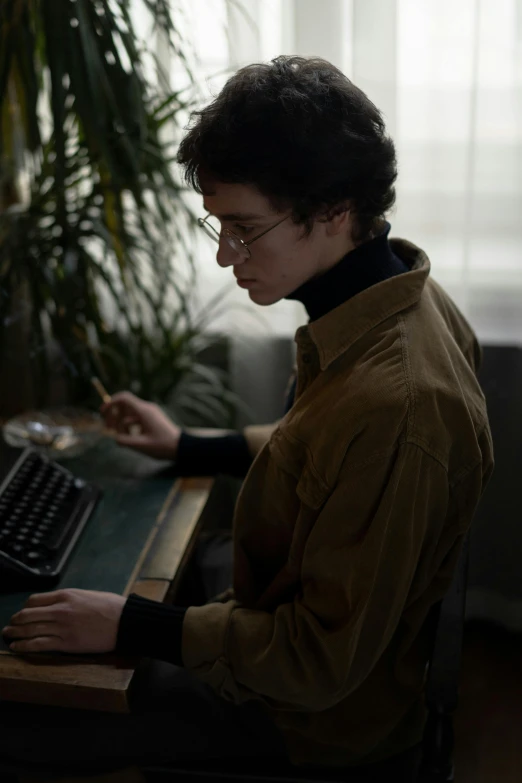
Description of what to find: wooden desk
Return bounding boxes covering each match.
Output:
[0,439,217,714]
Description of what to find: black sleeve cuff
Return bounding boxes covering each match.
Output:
[116,594,187,666]
[175,431,253,478]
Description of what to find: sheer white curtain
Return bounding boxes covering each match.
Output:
[178,0,522,345]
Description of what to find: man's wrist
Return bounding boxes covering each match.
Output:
[174,431,253,478]
[116,594,187,666]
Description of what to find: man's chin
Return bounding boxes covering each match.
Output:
[247,287,282,306]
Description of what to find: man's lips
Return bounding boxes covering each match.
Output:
[234,274,256,281]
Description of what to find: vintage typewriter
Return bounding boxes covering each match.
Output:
[0,444,101,591]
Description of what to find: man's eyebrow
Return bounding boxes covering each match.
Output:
[202,205,264,221]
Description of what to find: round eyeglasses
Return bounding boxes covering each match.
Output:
[198,213,290,259]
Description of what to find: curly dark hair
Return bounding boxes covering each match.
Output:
[177,55,397,244]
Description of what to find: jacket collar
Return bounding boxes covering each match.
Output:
[295,238,431,371]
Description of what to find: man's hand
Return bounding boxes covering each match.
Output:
[100,391,182,460]
[2,589,126,654]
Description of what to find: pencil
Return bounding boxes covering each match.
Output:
[91,376,112,405]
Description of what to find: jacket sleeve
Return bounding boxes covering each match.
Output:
[242,421,282,459]
[181,441,481,711]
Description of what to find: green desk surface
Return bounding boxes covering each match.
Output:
[0,438,178,650]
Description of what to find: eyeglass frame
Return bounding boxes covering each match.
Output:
[197,212,290,259]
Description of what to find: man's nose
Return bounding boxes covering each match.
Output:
[216,237,243,269]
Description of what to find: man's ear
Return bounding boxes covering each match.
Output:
[323,203,352,235]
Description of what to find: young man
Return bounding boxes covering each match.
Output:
[1,56,493,780]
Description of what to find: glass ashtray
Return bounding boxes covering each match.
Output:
[2,407,105,459]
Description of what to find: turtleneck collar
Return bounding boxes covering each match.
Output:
[284,221,409,322]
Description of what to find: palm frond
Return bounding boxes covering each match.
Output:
[0,0,250,428]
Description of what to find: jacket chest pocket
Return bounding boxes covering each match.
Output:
[268,427,333,511]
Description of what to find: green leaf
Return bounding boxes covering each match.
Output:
[0,0,245,426]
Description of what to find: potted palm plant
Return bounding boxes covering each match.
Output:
[0,0,254,427]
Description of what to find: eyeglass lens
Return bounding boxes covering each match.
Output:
[201,216,249,257]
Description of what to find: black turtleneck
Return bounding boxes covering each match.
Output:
[285,222,407,322]
[116,222,409,665]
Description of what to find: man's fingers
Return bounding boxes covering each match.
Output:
[101,393,149,436]
[120,417,142,435]
[9,606,58,625]
[108,391,136,404]
[9,592,68,628]
[3,622,61,640]
[24,591,66,609]
[115,433,150,451]
[9,636,64,654]
[107,392,143,414]
[102,404,121,428]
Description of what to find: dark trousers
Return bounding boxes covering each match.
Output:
[0,533,423,782]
